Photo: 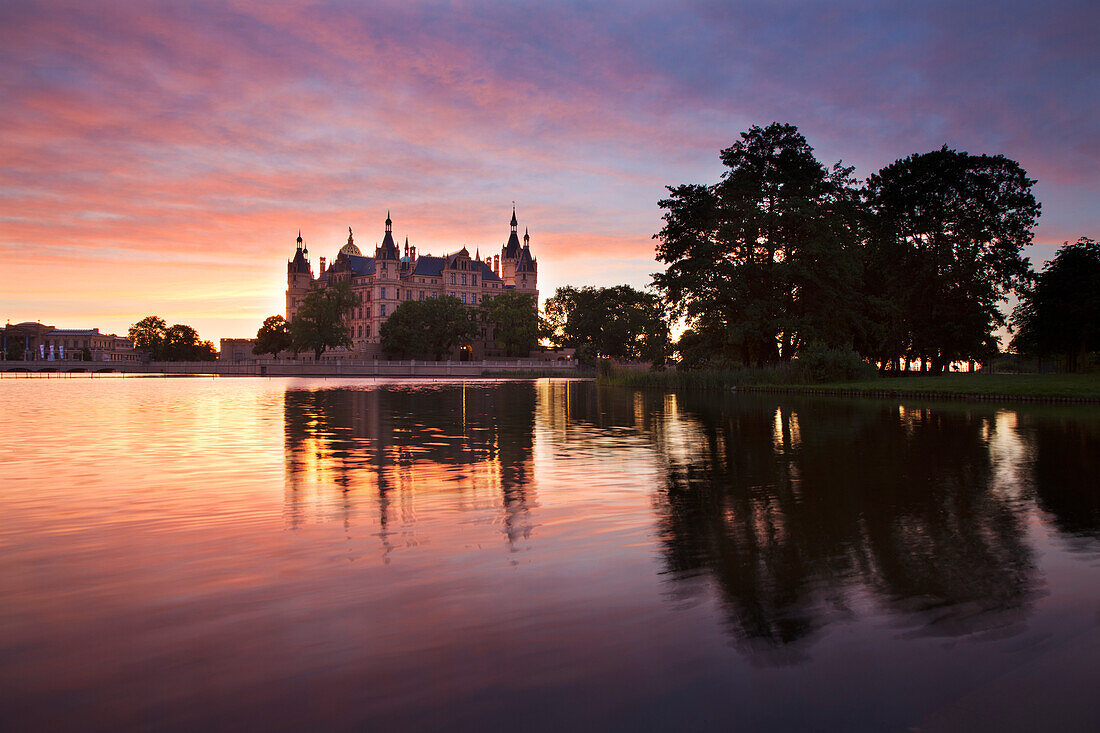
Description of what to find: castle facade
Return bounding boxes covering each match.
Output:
[287,208,537,359]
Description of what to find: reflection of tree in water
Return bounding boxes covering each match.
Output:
[1022,409,1100,542]
[282,383,536,551]
[568,389,1041,662]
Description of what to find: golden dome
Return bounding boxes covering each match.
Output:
[340,226,361,256]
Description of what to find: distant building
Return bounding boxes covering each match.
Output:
[219,338,275,362]
[286,207,538,360]
[1,322,138,362]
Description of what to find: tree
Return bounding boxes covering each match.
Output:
[481,291,538,356]
[1010,237,1099,372]
[864,146,1040,373]
[290,280,359,360]
[543,285,670,364]
[653,123,860,367]
[128,315,167,360]
[380,295,478,360]
[80,346,92,361]
[253,315,292,357]
[163,324,216,361]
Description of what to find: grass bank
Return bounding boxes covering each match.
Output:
[599,368,1100,402]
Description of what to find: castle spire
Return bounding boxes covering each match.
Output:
[385,210,392,233]
[510,204,517,231]
[523,227,529,246]
[296,229,303,248]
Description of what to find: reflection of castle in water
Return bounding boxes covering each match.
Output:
[283,383,537,557]
[282,380,1095,661]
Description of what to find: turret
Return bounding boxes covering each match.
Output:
[501,205,522,287]
[516,228,537,302]
[376,210,399,261]
[286,230,314,321]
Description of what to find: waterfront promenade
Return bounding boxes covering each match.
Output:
[0,358,578,377]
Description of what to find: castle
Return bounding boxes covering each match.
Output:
[287,208,537,359]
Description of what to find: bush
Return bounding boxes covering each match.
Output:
[793,344,876,383]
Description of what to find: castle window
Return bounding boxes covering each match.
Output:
[471,294,477,304]
[366,306,371,318]
[419,291,424,300]
[472,275,477,286]
[380,304,386,317]
[365,323,371,337]
[461,293,466,304]
[380,287,386,299]
[461,274,467,285]
[450,274,456,285]
[358,325,362,337]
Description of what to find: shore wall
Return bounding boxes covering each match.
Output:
[0,358,579,377]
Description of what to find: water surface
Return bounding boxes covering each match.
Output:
[1,377,1098,731]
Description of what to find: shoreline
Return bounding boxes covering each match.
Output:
[598,370,1100,404]
[735,384,1100,404]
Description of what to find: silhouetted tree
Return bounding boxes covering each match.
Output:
[290,280,358,360]
[163,324,216,361]
[380,295,477,360]
[864,147,1039,372]
[481,291,538,356]
[253,315,292,357]
[128,315,168,360]
[1010,237,1099,372]
[543,285,670,363]
[654,123,861,367]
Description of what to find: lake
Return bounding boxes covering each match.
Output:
[1,377,1098,731]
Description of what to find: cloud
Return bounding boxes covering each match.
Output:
[0,0,1095,340]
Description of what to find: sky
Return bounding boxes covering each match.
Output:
[1,0,1097,343]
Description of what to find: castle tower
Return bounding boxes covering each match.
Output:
[286,230,313,321]
[501,205,521,287]
[514,227,538,304]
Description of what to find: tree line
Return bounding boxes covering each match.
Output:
[128,316,217,361]
[253,282,541,360]
[648,122,1095,373]
[537,123,1095,374]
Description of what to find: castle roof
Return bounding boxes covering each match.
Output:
[319,253,375,282]
[503,206,522,258]
[378,212,399,259]
[516,244,536,273]
[289,247,311,274]
[412,255,446,277]
[480,260,502,281]
[503,230,521,258]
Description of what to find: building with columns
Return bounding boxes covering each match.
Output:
[287,208,538,359]
[1,321,137,362]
